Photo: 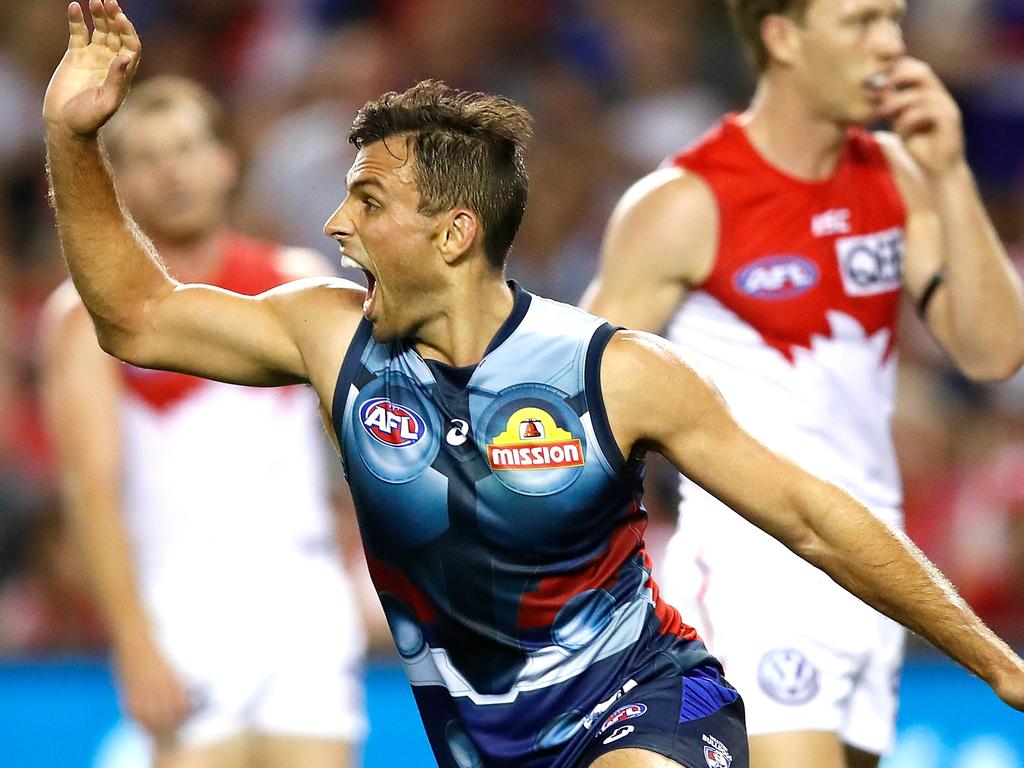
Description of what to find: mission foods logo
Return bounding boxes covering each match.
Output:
[487,407,584,471]
[359,398,426,447]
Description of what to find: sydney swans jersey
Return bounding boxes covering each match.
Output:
[120,235,337,595]
[333,286,710,768]
[666,116,907,517]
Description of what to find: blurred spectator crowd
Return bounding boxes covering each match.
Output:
[1,0,1024,654]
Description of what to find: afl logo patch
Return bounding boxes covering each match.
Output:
[487,407,585,471]
[735,255,819,300]
[359,398,426,447]
[757,648,820,705]
[599,703,647,734]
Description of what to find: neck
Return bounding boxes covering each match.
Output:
[412,269,515,368]
[149,229,227,282]
[741,74,849,181]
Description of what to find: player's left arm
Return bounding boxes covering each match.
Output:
[878,57,1024,381]
[601,330,1024,710]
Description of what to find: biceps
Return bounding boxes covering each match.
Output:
[126,284,306,386]
[583,272,687,332]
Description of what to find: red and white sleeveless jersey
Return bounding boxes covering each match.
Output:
[665,115,907,516]
[119,234,336,592]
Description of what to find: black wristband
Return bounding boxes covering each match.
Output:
[917,269,946,318]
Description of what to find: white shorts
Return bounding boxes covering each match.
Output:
[660,486,905,756]
[142,550,367,750]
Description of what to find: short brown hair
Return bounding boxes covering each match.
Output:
[349,80,533,269]
[103,76,227,164]
[727,0,812,70]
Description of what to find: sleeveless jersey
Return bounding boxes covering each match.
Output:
[120,234,337,598]
[333,285,711,768]
[666,115,907,517]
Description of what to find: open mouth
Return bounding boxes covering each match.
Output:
[362,269,378,318]
[339,252,379,319]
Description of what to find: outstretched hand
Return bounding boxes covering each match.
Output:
[43,0,141,136]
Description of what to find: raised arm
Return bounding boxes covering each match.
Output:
[601,330,1024,710]
[880,58,1024,381]
[43,1,360,387]
[39,284,189,735]
[580,167,717,332]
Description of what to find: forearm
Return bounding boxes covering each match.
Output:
[66,486,154,650]
[932,162,1024,378]
[795,482,1022,686]
[45,127,175,347]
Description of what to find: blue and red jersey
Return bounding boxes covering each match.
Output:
[333,284,713,767]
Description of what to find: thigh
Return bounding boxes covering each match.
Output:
[748,731,846,768]
[838,614,904,756]
[573,668,748,768]
[153,733,251,768]
[252,734,354,768]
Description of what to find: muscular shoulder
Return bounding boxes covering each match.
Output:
[604,166,719,286]
[600,329,714,456]
[267,275,367,388]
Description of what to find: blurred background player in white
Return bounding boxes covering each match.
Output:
[40,76,367,768]
[583,1,1024,768]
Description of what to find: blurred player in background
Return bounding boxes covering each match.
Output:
[40,76,366,768]
[583,1,1024,767]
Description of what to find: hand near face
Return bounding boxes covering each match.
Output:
[43,0,142,136]
[878,57,965,175]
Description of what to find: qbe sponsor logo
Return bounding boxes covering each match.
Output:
[599,702,648,734]
[359,398,427,447]
[702,734,733,768]
[835,227,903,296]
[734,255,819,300]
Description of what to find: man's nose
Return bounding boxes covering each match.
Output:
[323,198,352,239]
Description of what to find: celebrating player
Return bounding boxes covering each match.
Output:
[43,2,1024,767]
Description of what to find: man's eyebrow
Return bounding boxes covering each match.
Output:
[347,178,387,195]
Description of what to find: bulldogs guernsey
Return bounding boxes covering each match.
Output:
[666,115,907,524]
[333,286,717,767]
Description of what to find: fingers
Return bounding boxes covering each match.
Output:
[892,107,937,139]
[888,57,930,87]
[96,52,135,113]
[112,2,141,54]
[68,2,89,49]
[89,0,109,46]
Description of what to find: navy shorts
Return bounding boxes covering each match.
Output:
[570,664,748,768]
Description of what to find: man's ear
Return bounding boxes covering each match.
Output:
[438,209,480,265]
[761,13,802,68]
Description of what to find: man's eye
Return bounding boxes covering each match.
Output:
[363,198,380,210]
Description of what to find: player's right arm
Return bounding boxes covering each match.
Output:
[40,283,189,736]
[602,332,1024,711]
[579,166,717,331]
[43,1,361,388]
